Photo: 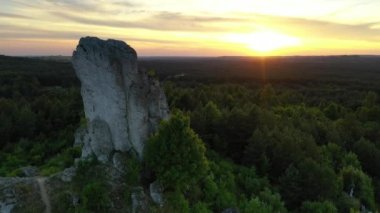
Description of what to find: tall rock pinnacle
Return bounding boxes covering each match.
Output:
[72,37,169,161]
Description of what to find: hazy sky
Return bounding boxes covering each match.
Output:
[1,0,380,56]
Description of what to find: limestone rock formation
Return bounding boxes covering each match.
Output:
[72,37,169,161]
[0,37,168,212]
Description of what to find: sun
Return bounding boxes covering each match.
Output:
[247,31,300,52]
[225,31,301,54]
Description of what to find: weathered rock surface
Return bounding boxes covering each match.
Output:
[0,177,45,213]
[149,180,164,206]
[73,37,169,161]
[53,167,77,183]
[131,187,148,213]
[19,166,38,177]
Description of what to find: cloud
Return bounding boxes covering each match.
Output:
[153,11,246,22]
[45,0,140,14]
[235,13,380,42]
[0,32,80,40]
[112,1,140,7]
[12,0,139,14]
[0,12,29,19]
[0,24,83,40]
[324,0,375,17]
[0,24,187,45]
[47,6,380,42]
[50,11,234,32]
[2,0,380,56]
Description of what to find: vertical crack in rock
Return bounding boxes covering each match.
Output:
[72,37,169,162]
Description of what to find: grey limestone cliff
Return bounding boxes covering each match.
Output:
[72,37,169,162]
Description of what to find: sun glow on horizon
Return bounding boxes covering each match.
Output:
[225,31,301,54]
[1,0,380,56]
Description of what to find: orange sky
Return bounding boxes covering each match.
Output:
[1,0,380,56]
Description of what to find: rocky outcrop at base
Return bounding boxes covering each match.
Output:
[0,177,46,213]
[72,37,169,161]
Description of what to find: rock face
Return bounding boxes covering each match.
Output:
[72,37,169,161]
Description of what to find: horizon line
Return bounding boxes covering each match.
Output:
[2,54,380,58]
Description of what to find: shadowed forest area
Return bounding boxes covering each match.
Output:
[1,55,380,212]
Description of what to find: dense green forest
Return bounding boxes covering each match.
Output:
[0,55,82,176]
[0,55,380,212]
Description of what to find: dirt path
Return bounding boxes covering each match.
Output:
[36,177,51,213]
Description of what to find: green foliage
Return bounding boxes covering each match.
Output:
[363,91,378,108]
[235,166,269,198]
[81,182,110,211]
[52,191,76,213]
[40,146,81,176]
[215,188,237,211]
[202,175,219,203]
[162,82,380,212]
[279,159,340,209]
[72,158,102,190]
[163,191,190,213]
[259,84,278,108]
[207,160,237,210]
[257,188,287,213]
[336,193,361,212]
[342,152,362,170]
[71,159,111,212]
[353,138,380,178]
[147,69,157,78]
[191,202,212,213]
[124,153,141,186]
[0,77,82,175]
[300,200,337,213]
[241,197,276,213]
[8,168,24,177]
[339,166,376,210]
[145,111,209,191]
[323,103,342,120]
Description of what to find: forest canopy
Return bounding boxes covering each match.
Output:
[0,56,379,212]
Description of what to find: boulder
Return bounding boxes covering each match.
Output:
[19,166,39,177]
[55,167,77,182]
[0,187,16,213]
[149,180,164,207]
